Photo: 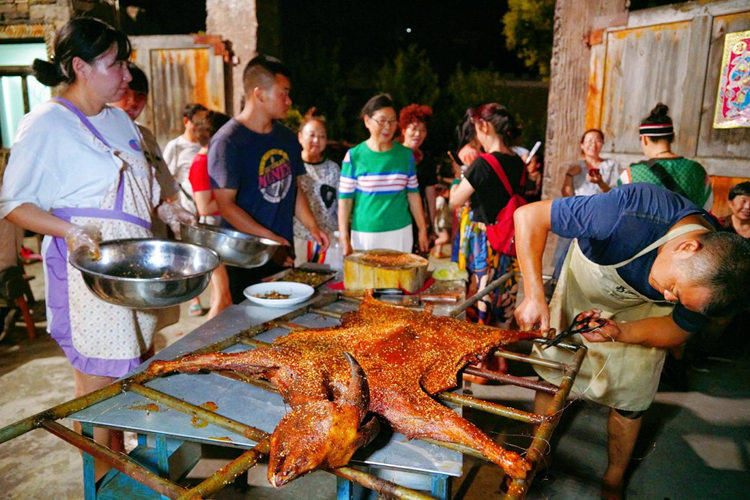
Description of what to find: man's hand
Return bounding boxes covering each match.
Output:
[514,296,551,333]
[575,309,621,343]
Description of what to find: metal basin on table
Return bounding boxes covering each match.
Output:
[69,238,220,309]
[180,222,280,268]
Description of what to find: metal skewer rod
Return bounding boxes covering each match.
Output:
[505,345,588,499]
[127,383,267,443]
[438,392,545,425]
[179,441,270,499]
[447,271,514,318]
[331,467,436,500]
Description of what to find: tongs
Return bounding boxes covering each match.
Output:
[542,311,606,349]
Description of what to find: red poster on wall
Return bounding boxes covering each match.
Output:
[713,30,750,129]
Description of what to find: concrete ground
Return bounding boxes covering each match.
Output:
[0,246,748,499]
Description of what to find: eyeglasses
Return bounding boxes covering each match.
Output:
[303,132,327,140]
[371,118,398,127]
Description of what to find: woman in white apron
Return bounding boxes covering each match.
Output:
[0,18,184,480]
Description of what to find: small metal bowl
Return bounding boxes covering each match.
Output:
[180,222,280,268]
[69,239,220,309]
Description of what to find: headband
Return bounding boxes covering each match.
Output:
[639,123,673,137]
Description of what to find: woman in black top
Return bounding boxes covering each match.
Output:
[450,103,524,328]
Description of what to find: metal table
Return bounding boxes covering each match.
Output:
[69,294,461,499]
[0,272,586,499]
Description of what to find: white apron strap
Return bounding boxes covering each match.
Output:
[613,223,709,269]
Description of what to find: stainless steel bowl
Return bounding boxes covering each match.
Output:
[180,222,280,268]
[69,239,220,309]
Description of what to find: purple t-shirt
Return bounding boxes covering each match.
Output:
[551,183,716,332]
[208,119,305,242]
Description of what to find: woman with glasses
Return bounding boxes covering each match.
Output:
[338,93,429,256]
[561,128,619,198]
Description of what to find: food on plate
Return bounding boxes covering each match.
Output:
[146,293,539,486]
[255,290,292,300]
[278,268,332,287]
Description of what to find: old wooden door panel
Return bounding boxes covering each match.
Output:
[598,19,711,157]
[130,35,226,149]
[697,10,750,174]
[148,48,225,143]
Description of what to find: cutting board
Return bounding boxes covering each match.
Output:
[344,249,429,293]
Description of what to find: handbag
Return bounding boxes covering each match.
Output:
[480,153,526,256]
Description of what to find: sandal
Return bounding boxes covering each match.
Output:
[188,302,203,317]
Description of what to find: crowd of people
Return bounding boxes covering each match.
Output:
[0,17,749,500]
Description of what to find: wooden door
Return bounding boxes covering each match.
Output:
[129,35,228,148]
[586,3,750,183]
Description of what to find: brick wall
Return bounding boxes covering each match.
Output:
[0,0,67,26]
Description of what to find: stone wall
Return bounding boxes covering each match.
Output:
[0,0,68,28]
[206,0,258,115]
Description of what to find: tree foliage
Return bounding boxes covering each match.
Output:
[503,0,555,78]
[285,38,350,139]
[374,45,440,110]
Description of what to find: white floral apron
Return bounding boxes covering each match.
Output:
[532,224,706,411]
[45,98,160,378]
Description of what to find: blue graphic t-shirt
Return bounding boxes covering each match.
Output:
[208,119,305,242]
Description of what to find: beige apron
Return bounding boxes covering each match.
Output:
[532,224,706,411]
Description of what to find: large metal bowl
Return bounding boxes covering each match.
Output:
[69,239,220,309]
[180,222,280,268]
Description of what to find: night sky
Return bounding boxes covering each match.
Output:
[122,0,528,80]
[279,0,527,79]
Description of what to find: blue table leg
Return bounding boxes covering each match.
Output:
[336,475,353,499]
[155,433,169,476]
[81,423,96,500]
[431,474,450,500]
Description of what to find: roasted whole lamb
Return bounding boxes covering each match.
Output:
[146,293,538,486]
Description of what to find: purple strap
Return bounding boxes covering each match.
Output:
[53,207,151,230]
[52,97,112,148]
[53,97,128,212]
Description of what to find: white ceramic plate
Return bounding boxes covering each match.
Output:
[243,281,315,308]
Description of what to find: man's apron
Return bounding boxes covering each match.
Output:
[532,224,707,411]
[44,98,160,378]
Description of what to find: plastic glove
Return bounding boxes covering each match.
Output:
[65,224,102,260]
[157,201,196,235]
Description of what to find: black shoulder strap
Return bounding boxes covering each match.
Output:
[643,159,688,199]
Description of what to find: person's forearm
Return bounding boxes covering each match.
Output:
[513,201,553,302]
[561,175,574,197]
[425,185,437,225]
[193,191,218,216]
[407,192,427,232]
[449,178,474,208]
[616,315,690,348]
[218,200,278,240]
[5,203,72,238]
[337,198,354,254]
